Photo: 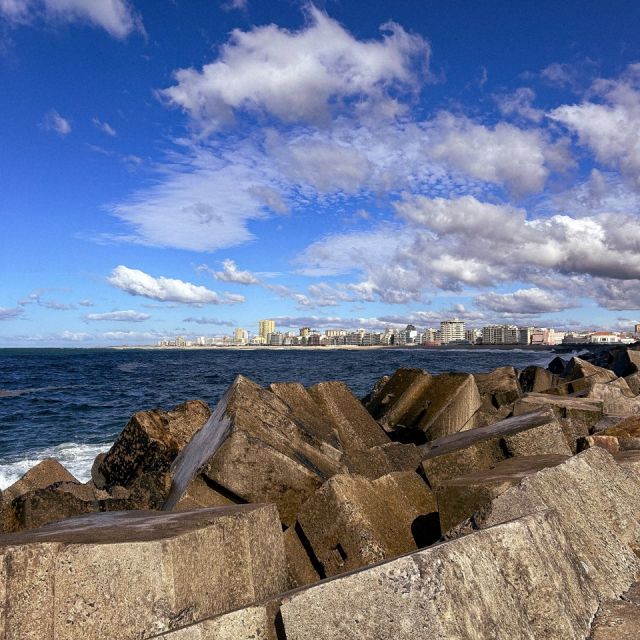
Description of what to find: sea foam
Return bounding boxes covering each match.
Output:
[0,441,112,490]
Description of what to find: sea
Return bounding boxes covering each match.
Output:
[0,347,559,489]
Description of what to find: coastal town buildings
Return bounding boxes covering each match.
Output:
[440,319,465,344]
[258,319,275,342]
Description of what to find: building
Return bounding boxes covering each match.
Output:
[518,327,534,345]
[465,328,482,345]
[269,332,284,346]
[258,319,275,341]
[635,323,640,335]
[422,327,440,345]
[175,335,186,348]
[440,318,465,344]
[482,325,519,345]
[588,332,619,344]
[233,328,248,345]
[397,324,419,345]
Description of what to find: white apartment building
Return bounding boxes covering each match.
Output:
[440,318,465,344]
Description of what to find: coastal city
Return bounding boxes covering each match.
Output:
[156,318,640,349]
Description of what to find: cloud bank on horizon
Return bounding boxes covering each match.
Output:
[1,1,640,345]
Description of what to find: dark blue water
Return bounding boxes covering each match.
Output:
[0,347,555,487]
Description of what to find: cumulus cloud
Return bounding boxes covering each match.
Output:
[108,265,242,305]
[495,87,544,122]
[40,109,71,135]
[161,6,429,131]
[0,0,143,38]
[210,259,260,285]
[92,118,117,136]
[475,288,577,315]
[429,112,571,195]
[549,64,640,188]
[85,310,151,322]
[221,0,247,11]
[299,194,640,305]
[0,306,24,320]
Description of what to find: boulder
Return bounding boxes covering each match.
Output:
[518,366,559,393]
[296,471,436,577]
[547,355,567,375]
[581,415,640,453]
[96,399,211,491]
[0,505,287,640]
[149,606,278,640]
[501,418,572,457]
[625,371,640,396]
[474,366,521,408]
[603,347,640,377]
[457,447,640,599]
[586,378,640,415]
[283,525,322,589]
[2,459,78,504]
[436,455,570,532]
[363,368,427,426]
[278,510,600,640]
[562,357,617,393]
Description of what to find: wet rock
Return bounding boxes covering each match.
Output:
[436,455,569,532]
[278,510,600,640]
[296,471,436,577]
[0,505,287,640]
[474,366,522,408]
[96,400,212,491]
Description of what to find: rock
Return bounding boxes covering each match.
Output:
[513,393,604,451]
[296,471,436,577]
[562,357,617,393]
[474,366,522,408]
[0,505,288,640]
[3,459,78,504]
[547,355,567,375]
[589,598,640,640]
[625,371,640,396]
[172,475,235,511]
[421,438,505,489]
[579,435,621,455]
[342,442,423,479]
[283,525,321,589]
[436,455,570,532]
[502,418,572,457]
[518,366,559,393]
[462,447,640,599]
[149,606,278,639]
[586,379,640,415]
[164,376,346,525]
[278,510,600,640]
[97,400,212,491]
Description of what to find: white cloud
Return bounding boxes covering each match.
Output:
[93,118,117,136]
[78,299,94,307]
[183,316,234,326]
[0,0,143,38]
[549,64,640,188]
[108,265,242,305]
[40,109,71,135]
[475,288,576,315]
[429,112,571,195]
[211,259,260,285]
[221,0,247,11]
[161,5,429,131]
[86,310,151,322]
[495,87,544,122]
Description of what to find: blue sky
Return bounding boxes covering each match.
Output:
[1,0,640,346]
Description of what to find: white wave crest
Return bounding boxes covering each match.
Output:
[0,441,113,490]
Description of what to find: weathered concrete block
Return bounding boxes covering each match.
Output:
[468,448,640,599]
[283,525,321,589]
[164,376,345,525]
[502,418,572,457]
[97,400,211,490]
[474,366,521,408]
[421,437,505,489]
[586,379,640,416]
[149,606,278,639]
[436,455,569,532]
[279,510,600,640]
[625,371,640,396]
[417,373,482,440]
[172,475,235,511]
[296,472,435,577]
[563,357,617,393]
[363,368,427,425]
[0,505,287,640]
[519,365,559,393]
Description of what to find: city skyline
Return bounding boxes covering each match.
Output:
[2,1,640,347]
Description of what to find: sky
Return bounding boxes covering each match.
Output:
[1,0,640,346]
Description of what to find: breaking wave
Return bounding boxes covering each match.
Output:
[0,441,113,490]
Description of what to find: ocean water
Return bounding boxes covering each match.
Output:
[0,347,556,489]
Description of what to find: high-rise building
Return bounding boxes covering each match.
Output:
[440,318,465,344]
[233,328,248,345]
[635,323,640,334]
[258,319,275,341]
